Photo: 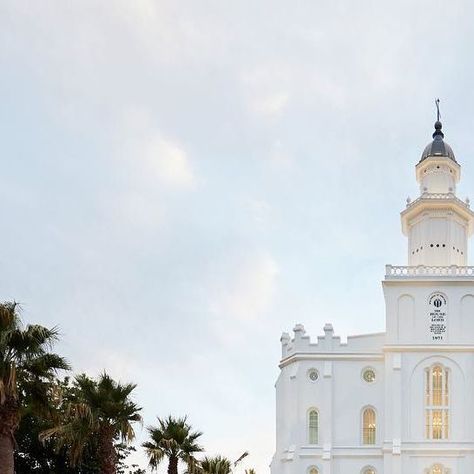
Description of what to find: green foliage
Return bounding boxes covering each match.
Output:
[15,376,98,472]
[41,372,142,470]
[143,416,203,472]
[15,377,145,473]
[0,301,69,473]
[116,444,147,474]
[199,456,232,474]
[0,301,69,408]
[197,452,249,474]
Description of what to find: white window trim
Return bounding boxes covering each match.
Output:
[307,465,320,474]
[361,406,377,446]
[424,364,450,440]
[307,408,319,445]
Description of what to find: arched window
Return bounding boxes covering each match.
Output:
[308,409,319,444]
[362,408,376,445]
[362,467,376,474]
[424,464,450,474]
[425,365,449,439]
[308,467,319,474]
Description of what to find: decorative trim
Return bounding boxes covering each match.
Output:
[280,353,384,368]
[384,344,474,352]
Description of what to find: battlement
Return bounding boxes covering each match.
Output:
[280,323,385,359]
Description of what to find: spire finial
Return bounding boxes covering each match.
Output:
[433,98,444,139]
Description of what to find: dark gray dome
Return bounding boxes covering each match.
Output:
[420,121,457,163]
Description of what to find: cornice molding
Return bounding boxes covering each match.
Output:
[279,352,384,368]
[384,344,474,353]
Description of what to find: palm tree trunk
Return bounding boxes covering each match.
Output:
[168,456,179,474]
[98,427,117,474]
[0,398,19,474]
[0,431,14,474]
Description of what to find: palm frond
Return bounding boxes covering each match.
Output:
[46,372,141,467]
[234,451,249,467]
[144,415,203,471]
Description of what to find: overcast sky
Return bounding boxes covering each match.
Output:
[2,1,474,472]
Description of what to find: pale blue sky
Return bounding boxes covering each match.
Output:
[2,1,474,471]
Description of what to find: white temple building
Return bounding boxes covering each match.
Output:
[270,118,474,474]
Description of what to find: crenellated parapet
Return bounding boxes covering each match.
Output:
[280,323,384,360]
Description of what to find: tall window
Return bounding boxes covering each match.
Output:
[308,409,319,444]
[309,467,319,474]
[362,408,376,445]
[362,468,376,474]
[425,365,449,440]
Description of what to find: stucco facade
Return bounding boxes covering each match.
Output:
[270,120,474,474]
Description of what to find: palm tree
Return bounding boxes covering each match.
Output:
[199,456,232,474]
[198,452,249,474]
[0,301,70,474]
[41,372,142,474]
[143,416,203,474]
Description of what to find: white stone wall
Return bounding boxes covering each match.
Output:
[271,317,474,474]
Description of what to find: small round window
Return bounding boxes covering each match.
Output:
[362,368,376,383]
[308,369,319,382]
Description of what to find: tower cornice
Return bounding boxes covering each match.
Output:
[401,194,474,236]
[416,155,460,184]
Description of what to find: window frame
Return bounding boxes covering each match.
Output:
[307,465,320,474]
[307,408,319,445]
[425,364,450,440]
[361,406,377,445]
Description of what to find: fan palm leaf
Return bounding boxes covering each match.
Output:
[143,416,203,474]
[0,301,69,474]
[42,372,142,474]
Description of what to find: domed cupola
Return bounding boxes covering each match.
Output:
[420,121,457,163]
[399,106,474,268]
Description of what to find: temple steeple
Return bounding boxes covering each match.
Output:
[401,110,474,267]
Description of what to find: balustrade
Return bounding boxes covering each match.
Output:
[406,192,470,209]
[386,265,474,278]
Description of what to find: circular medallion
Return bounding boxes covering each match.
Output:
[308,369,319,382]
[362,368,376,383]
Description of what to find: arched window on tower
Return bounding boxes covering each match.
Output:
[362,408,376,445]
[308,467,319,474]
[308,409,319,444]
[425,365,449,440]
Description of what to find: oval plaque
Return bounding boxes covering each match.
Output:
[428,293,447,342]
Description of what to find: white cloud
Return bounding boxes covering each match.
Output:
[113,107,197,192]
[245,198,272,226]
[112,190,166,232]
[251,92,289,118]
[269,140,293,166]
[210,253,279,326]
[145,135,196,190]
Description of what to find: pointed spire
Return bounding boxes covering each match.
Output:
[433,99,444,139]
[420,99,456,163]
